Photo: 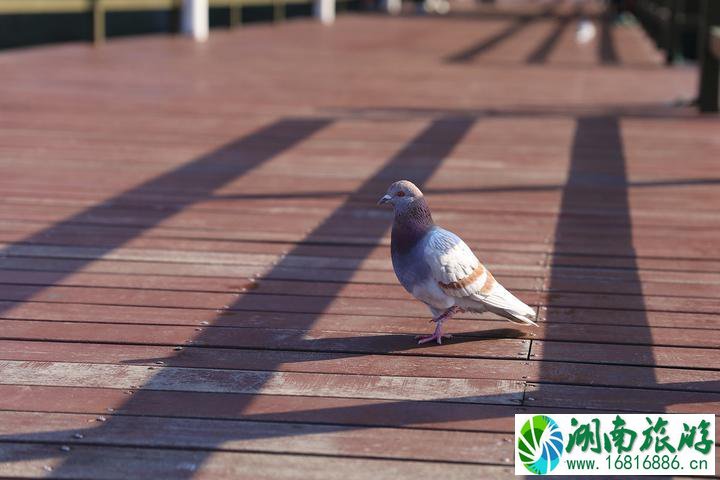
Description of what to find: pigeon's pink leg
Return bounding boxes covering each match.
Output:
[416,306,462,345]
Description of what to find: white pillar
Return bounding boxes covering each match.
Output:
[383,0,401,15]
[314,0,335,25]
[182,0,209,41]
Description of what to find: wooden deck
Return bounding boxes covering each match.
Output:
[1,1,719,478]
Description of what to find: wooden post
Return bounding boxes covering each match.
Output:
[314,0,334,24]
[92,0,105,45]
[182,0,209,41]
[665,0,679,64]
[273,0,285,22]
[170,1,182,33]
[229,0,242,27]
[697,0,719,112]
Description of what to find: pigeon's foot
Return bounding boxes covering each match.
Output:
[417,307,462,344]
[415,332,453,345]
[416,317,452,344]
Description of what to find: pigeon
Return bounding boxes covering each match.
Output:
[378,180,538,344]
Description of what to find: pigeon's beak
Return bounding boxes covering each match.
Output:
[377,194,392,206]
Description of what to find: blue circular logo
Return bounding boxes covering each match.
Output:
[518,415,564,474]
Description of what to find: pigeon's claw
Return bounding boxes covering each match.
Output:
[417,306,462,344]
[416,312,454,345]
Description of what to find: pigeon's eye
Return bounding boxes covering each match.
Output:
[396,191,405,197]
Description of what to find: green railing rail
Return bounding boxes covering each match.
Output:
[0,0,349,45]
[0,0,182,45]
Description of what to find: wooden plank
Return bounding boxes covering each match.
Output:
[0,360,526,404]
[0,320,531,358]
[0,289,717,350]
[0,384,524,433]
[543,291,720,314]
[0,243,546,275]
[525,383,720,413]
[2,252,717,295]
[544,276,720,298]
[1,310,717,350]
[0,287,539,320]
[531,340,720,369]
[3,195,717,244]
[0,274,716,321]
[532,322,720,348]
[538,307,720,329]
[1,340,718,392]
[1,385,718,438]
[0,443,512,479]
[14,299,718,331]
[0,215,547,256]
[2,267,719,304]
[0,269,541,297]
[1,214,713,259]
[0,411,512,464]
[550,253,720,273]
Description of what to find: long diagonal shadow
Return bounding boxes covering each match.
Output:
[445,7,552,63]
[0,117,332,469]
[530,116,720,431]
[2,117,476,474]
[526,12,574,64]
[531,116,654,403]
[0,118,332,318]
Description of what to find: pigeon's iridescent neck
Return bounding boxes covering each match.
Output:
[391,198,434,255]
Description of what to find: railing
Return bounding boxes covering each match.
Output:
[635,0,699,64]
[0,0,347,45]
[697,2,719,112]
[635,0,719,112]
[0,0,182,45]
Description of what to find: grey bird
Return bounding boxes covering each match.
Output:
[378,180,538,344]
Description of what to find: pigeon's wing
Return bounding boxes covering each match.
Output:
[424,227,537,325]
[423,228,484,298]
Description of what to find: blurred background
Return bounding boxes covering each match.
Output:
[1,0,718,110]
[1,0,717,109]
[0,1,708,58]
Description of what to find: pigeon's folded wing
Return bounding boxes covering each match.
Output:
[424,228,537,324]
[424,228,486,298]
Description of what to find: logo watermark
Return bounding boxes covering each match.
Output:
[514,414,715,476]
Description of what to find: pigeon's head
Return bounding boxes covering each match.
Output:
[377,180,423,209]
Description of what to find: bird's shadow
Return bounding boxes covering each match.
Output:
[119,328,528,367]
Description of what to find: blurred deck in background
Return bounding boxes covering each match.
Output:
[0,1,719,478]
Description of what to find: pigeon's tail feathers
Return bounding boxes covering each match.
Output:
[472,281,539,327]
[479,302,539,326]
[492,304,539,326]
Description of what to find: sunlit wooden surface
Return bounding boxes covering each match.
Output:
[0,2,718,478]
